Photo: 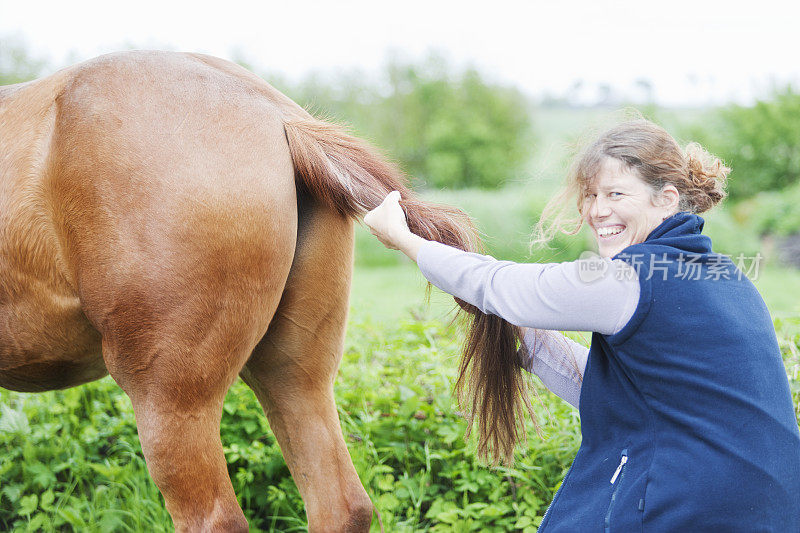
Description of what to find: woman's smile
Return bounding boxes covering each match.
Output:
[596,224,626,238]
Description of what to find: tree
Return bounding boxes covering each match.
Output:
[368,54,534,189]
[704,86,800,199]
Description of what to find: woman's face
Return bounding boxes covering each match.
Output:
[582,157,678,258]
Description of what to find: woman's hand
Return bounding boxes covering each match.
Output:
[364,191,427,261]
[364,191,411,250]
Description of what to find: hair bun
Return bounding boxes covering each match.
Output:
[683,142,730,213]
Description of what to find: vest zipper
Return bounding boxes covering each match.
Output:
[609,454,627,484]
[604,449,629,533]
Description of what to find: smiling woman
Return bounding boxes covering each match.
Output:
[364,119,800,531]
[534,120,729,258]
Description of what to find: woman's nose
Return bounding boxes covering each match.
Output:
[590,196,611,218]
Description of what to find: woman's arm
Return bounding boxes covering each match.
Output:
[523,328,589,410]
[416,240,639,335]
[364,191,633,409]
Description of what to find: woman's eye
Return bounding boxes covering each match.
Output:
[609,192,622,198]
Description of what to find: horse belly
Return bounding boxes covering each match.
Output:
[0,291,105,392]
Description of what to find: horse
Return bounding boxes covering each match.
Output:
[0,50,532,532]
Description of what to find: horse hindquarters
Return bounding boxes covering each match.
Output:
[78,208,295,533]
[76,199,295,533]
[240,195,373,533]
[47,53,302,530]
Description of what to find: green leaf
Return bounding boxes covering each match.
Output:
[376,493,400,512]
[398,385,416,402]
[0,404,30,435]
[27,462,57,489]
[376,474,395,492]
[515,515,533,528]
[2,483,23,503]
[27,512,48,531]
[436,423,462,445]
[18,493,38,516]
[39,490,55,510]
[435,508,461,524]
[58,508,87,528]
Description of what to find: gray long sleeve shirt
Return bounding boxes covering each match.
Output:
[416,240,641,409]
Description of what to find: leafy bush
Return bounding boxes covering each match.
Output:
[731,181,800,238]
[383,62,533,189]
[0,381,168,532]
[2,312,798,532]
[693,87,800,199]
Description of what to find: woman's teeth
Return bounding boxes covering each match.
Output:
[598,225,625,237]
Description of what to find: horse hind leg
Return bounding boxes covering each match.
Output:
[128,391,247,532]
[98,279,288,533]
[240,200,372,533]
[100,326,248,531]
[91,228,294,532]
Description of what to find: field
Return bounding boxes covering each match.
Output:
[2,202,800,532]
[2,108,800,531]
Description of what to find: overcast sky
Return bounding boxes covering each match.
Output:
[2,0,798,106]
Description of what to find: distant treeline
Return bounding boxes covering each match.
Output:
[264,57,800,203]
[2,38,799,203]
[259,53,535,190]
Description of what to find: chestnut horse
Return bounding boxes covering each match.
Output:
[0,51,532,531]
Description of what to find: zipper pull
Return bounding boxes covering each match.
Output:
[610,454,628,484]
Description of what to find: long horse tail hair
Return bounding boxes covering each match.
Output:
[284,115,542,465]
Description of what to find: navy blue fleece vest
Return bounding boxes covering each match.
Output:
[538,212,800,532]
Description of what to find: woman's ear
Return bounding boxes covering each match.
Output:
[659,184,680,213]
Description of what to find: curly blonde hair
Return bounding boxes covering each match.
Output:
[533,118,730,245]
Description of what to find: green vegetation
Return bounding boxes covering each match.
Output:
[2,35,800,532]
[2,304,799,532]
[267,53,534,190]
[696,87,800,200]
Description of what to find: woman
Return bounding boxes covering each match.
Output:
[364,120,800,531]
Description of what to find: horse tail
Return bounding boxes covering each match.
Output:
[284,116,542,465]
[284,117,471,246]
